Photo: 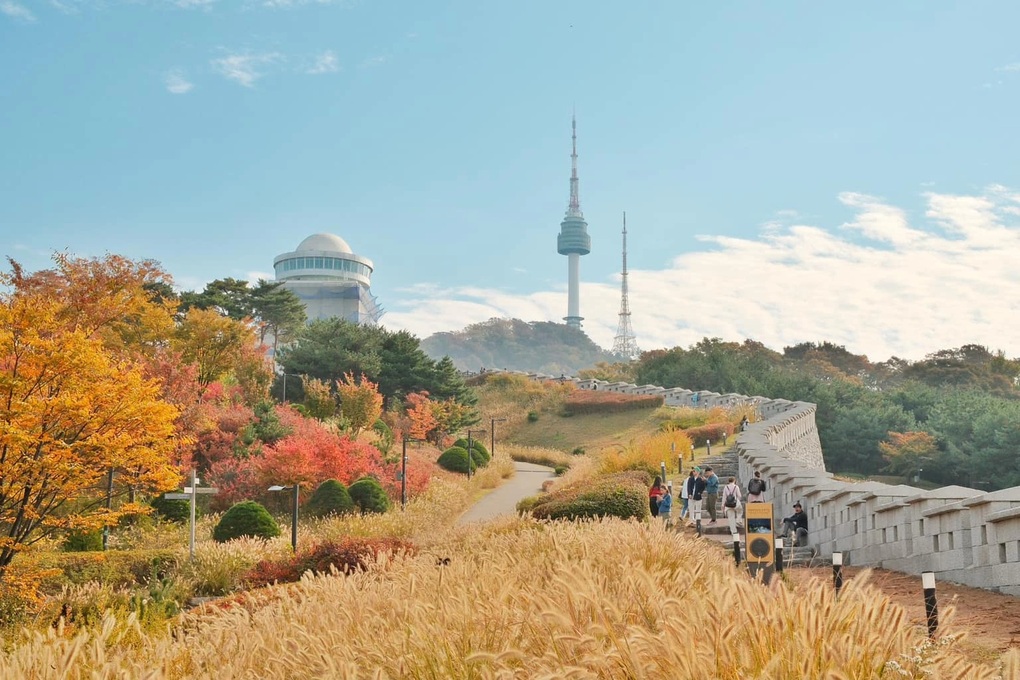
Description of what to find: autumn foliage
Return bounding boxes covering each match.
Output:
[0,257,185,574]
[336,373,383,437]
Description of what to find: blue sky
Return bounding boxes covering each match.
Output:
[3,1,1020,360]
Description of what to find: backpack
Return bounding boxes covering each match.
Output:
[748,478,765,495]
[724,487,738,508]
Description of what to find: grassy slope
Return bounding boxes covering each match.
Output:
[507,409,660,453]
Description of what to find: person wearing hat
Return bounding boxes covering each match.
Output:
[780,502,809,547]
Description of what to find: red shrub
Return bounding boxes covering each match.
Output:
[563,391,664,415]
[244,537,416,588]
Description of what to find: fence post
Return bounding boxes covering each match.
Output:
[832,552,843,598]
[922,572,938,638]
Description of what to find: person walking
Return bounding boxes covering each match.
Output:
[688,468,706,526]
[722,476,742,534]
[704,467,719,524]
[746,470,767,503]
[649,476,664,517]
[659,482,673,528]
[680,470,693,519]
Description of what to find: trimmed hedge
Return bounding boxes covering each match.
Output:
[563,392,664,416]
[348,477,390,514]
[306,479,355,518]
[684,422,735,446]
[527,471,651,521]
[437,446,477,474]
[213,501,281,543]
[245,537,415,588]
[30,549,181,591]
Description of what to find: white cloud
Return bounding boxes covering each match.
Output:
[359,55,387,68]
[1,0,35,21]
[384,186,1020,362]
[211,51,282,87]
[305,50,339,74]
[245,270,275,284]
[172,0,216,8]
[164,69,194,94]
[996,63,1020,73]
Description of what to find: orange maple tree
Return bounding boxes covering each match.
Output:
[0,290,182,575]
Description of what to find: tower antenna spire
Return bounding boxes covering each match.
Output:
[567,113,581,217]
[612,211,639,358]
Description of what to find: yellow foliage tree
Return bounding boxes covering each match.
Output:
[879,431,938,477]
[336,373,383,438]
[173,307,255,386]
[0,295,182,576]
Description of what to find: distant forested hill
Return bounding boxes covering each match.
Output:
[421,318,618,376]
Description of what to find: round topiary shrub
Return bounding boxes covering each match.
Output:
[469,440,489,460]
[306,479,355,518]
[453,438,469,449]
[151,494,194,523]
[469,447,489,468]
[63,529,104,552]
[527,411,539,423]
[348,477,390,514]
[437,446,477,474]
[213,501,280,543]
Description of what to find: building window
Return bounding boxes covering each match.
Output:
[314,257,324,268]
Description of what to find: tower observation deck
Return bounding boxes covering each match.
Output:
[557,115,591,330]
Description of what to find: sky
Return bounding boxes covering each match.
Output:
[2,1,1020,362]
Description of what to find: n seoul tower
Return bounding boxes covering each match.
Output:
[557,115,591,330]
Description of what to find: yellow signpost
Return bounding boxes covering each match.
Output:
[744,502,775,583]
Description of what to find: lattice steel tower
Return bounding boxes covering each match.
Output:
[611,212,640,359]
[556,114,591,329]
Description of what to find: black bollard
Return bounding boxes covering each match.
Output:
[832,552,844,598]
[775,537,784,573]
[690,445,695,461]
[922,572,938,638]
[732,533,741,566]
[695,507,702,537]
[706,439,712,456]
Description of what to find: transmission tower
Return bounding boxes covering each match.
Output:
[611,212,640,359]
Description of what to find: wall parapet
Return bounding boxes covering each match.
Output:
[499,369,1020,595]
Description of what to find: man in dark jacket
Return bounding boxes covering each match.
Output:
[781,502,809,546]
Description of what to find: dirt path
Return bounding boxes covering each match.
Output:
[789,566,1020,664]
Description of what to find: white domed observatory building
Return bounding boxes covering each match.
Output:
[273,233,383,324]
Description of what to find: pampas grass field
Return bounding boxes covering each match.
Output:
[2,517,1015,679]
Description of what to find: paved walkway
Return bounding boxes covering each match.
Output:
[456,461,556,525]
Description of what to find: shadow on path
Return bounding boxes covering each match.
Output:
[456,461,556,525]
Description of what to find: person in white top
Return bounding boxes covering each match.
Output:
[721,476,743,534]
[679,470,692,519]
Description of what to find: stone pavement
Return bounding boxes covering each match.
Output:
[456,461,556,525]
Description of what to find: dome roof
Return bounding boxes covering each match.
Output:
[295,233,353,254]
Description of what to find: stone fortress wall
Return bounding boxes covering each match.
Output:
[510,371,1020,596]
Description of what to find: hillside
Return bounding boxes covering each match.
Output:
[421,317,618,375]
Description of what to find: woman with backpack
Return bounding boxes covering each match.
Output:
[746,470,766,503]
[722,476,742,534]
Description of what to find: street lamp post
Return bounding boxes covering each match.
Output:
[490,417,507,458]
[268,483,300,552]
[401,437,423,511]
[280,373,303,403]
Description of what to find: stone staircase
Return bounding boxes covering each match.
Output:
[697,445,740,481]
